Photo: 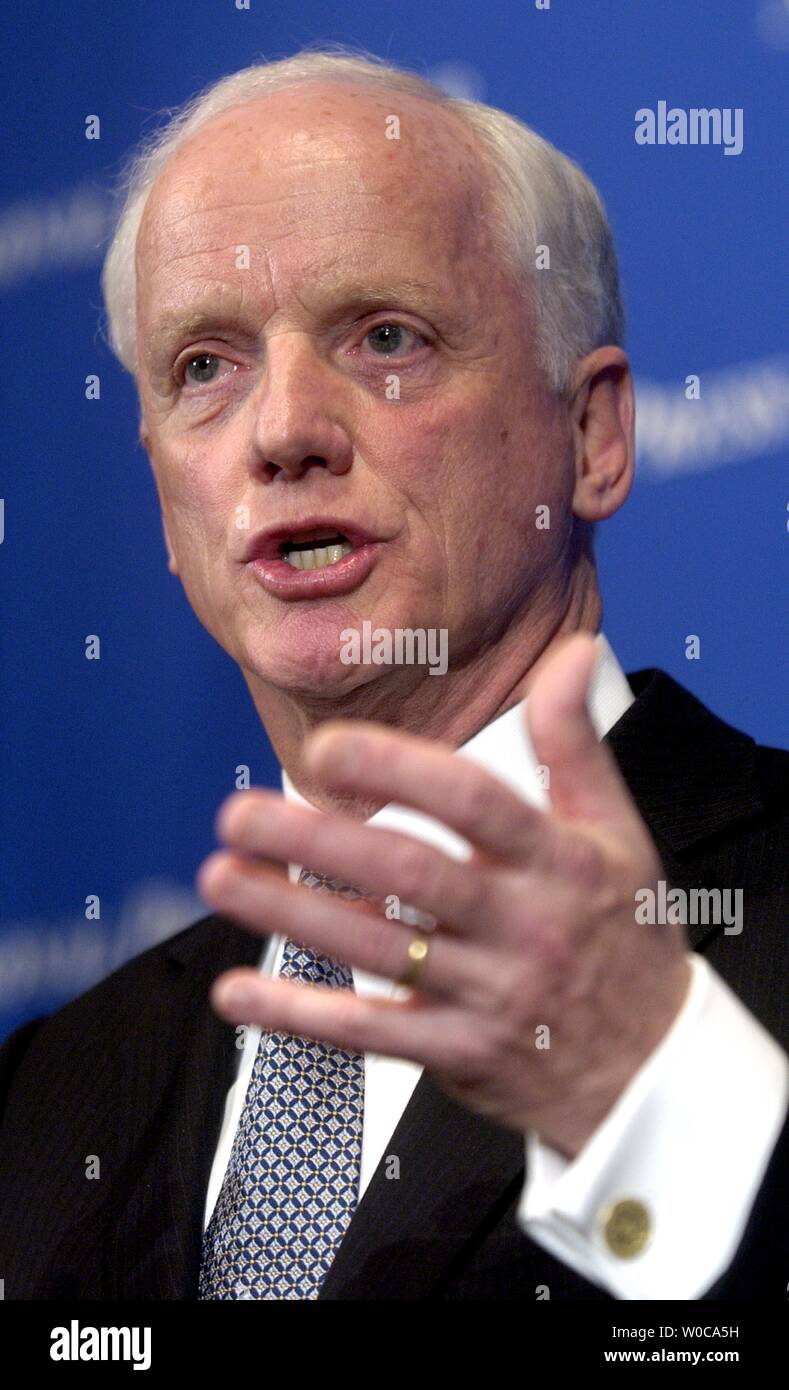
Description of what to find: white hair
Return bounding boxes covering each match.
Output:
[100,43,624,397]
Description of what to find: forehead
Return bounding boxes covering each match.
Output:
[135,82,499,311]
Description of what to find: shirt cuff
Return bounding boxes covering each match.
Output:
[517,952,789,1299]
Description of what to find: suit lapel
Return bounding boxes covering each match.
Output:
[605,668,762,855]
[109,916,264,1298]
[318,1072,524,1299]
[149,669,766,1299]
[605,669,763,950]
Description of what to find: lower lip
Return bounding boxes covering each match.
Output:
[247,543,381,599]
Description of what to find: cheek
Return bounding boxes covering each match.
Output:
[151,449,243,626]
[400,388,572,607]
[368,393,489,523]
[385,393,532,552]
[156,446,235,549]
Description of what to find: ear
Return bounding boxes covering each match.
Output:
[161,517,179,576]
[569,347,635,522]
[138,417,179,575]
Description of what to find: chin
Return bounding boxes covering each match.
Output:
[235,593,447,695]
[255,656,386,700]
[240,629,385,698]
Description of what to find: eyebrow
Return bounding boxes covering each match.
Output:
[147,277,450,351]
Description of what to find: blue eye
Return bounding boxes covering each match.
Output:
[365,323,423,356]
[183,353,235,386]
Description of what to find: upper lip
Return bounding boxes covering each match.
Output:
[242,516,382,563]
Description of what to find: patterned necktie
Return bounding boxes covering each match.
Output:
[199,869,365,1300]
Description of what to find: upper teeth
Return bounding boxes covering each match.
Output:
[281,530,354,570]
[286,541,353,570]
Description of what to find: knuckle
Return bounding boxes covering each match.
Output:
[394,841,435,901]
[454,775,500,832]
[366,923,401,979]
[340,904,385,969]
[454,866,488,922]
[561,835,605,886]
[529,921,575,976]
[487,973,533,1030]
[452,1028,498,1076]
[337,998,369,1051]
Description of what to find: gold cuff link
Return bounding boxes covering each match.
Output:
[599,1197,652,1258]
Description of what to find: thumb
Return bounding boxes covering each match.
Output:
[526,633,638,835]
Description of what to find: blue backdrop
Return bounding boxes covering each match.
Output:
[2,0,787,1041]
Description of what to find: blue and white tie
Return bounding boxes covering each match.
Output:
[199,869,365,1300]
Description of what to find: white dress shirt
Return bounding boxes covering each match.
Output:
[204,633,789,1299]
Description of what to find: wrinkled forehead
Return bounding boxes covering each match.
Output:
[135,84,500,294]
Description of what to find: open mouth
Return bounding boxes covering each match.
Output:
[245,518,381,598]
[279,528,355,571]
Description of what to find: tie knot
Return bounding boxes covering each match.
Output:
[284,867,364,987]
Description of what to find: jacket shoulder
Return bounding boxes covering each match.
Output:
[753,742,789,808]
[615,668,788,851]
[0,913,239,1117]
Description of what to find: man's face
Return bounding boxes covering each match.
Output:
[136,83,576,696]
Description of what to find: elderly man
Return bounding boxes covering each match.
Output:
[0,50,786,1304]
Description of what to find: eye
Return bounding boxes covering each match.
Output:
[363,323,426,357]
[180,352,236,387]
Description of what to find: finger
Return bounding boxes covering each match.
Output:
[210,967,491,1075]
[526,633,644,839]
[215,790,499,938]
[303,721,563,870]
[196,850,483,1004]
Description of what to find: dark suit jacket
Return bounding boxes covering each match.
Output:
[0,668,787,1300]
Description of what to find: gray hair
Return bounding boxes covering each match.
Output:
[100,43,624,397]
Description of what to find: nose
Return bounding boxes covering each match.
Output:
[249,334,354,483]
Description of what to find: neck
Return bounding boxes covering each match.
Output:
[243,561,602,819]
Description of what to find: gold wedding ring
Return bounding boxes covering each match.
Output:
[398,932,430,989]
